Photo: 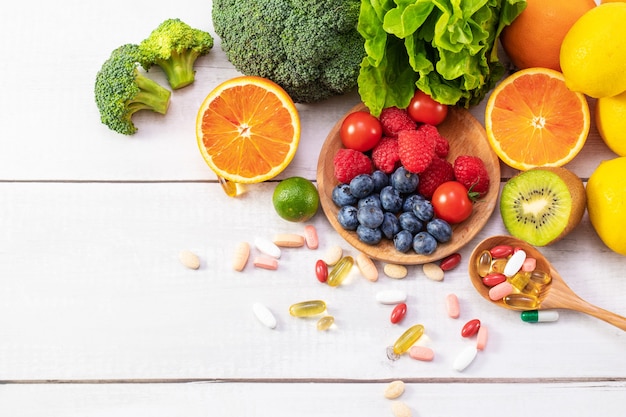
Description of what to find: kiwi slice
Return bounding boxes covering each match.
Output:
[500,167,586,246]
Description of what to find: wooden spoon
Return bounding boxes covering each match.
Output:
[469,235,626,331]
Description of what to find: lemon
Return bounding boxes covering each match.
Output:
[272,177,320,222]
[560,3,626,98]
[586,157,626,255]
[595,91,626,156]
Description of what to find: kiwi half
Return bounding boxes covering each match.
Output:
[500,167,586,246]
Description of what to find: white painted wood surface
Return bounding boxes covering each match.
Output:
[0,1,624,415]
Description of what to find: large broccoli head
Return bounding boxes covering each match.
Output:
[212,0,365,103]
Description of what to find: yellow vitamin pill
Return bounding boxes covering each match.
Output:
[316,315,334,331]
[232,242,250,272]
[273,233,305,248]
[384,263,408,279]
[179,250,200,270]
[423,263,444,281]
[323,245,343,266]
[356,252,378,282]
[289,300,327,317]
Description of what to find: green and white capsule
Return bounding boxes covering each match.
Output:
[521,310,559,323]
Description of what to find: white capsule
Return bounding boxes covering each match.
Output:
[252,302,277,329]
[254,237,281,259]
[453,345,478,372]
[375,289,407,305]
[503,249,526,277]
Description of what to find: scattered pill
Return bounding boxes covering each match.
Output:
[376,289,408,305]
[392,324,425,355]
[272,233,305,248]
[254,237,281,259]
[440,253,461,271]
[304,225,319,249]
[327,256,354,287]
[253,255,279,270]
[522,257,537,272]
[414,333,433,347]
[232,242,250,271]
[482,272,506,287]
[390,303,407,324]
[409,345,434,361]
[476,325,488,350]
[384,263,408,279]
[521,309,560,323]
[252,302,277,329]
[461,318,481,338]
[316,315,335,331]
[391,401,412,417]
[178,250,200,270]
[356,252,378,282]
[423,262,444,281]
[289,300,327,317]
[488,281,514,301]
[323,245,343,265]
[383,380,405,399]
[315,259,328,283]
[503,249,526,277]
[446,293,460,318]
[453,345,478,372]
[489,244,514,258]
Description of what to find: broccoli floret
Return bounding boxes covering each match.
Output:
[139,18,214,90]
[212,0,365,103]
[95,44,171,135]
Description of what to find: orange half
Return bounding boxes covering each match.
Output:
[485,68,590,170]
[196,76,301,183]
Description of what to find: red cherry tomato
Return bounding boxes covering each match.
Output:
[431,181,473,224]
[407,90,448,125]
[339,111,382,152]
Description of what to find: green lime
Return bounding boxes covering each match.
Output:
[272,177,320,222]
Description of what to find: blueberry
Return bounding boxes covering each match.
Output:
[413,199,434,222]
[380,212,401,240]
[413,232,438,255]
[426,218,453,243]
[371,170,389,193]
[390,166,419,194]
[379,186,403,213]
[358,193,381,209]
[402,193,425,212]
[337,205,359,231]
[357,225,382,245]
[332,183,357,207]
[357,205,384,229]
[393,230,413,253]
[398,211,423,234]
[350,174,375,199]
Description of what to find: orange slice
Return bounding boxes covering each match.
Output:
[485,68,590,170]
[196,76,300,183]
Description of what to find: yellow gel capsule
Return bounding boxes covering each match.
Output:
[503,293,539,310]
[327,256,354,287]
[508,271,531,292]
[289,300,327,317]
[393,324,425,355]
[476,250,492,277]
[490,258,508,274]
[316,315,334,331]
[530,270,552,286]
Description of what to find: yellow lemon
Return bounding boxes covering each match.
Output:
[595,91,626,156]
[586,157,626,255]
[560,3,626,98]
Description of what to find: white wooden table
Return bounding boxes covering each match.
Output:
[1,1,624,415]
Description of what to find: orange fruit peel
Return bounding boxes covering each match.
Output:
[196,76,301,183]
[485,68,590,171]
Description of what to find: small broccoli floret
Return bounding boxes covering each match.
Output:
[139,18,214,90]
[95,44,171,135]
[212,0,365,103]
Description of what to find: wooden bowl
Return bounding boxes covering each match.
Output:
[316,103,501,265]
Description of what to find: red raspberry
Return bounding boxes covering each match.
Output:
[371,137,400,174]
[397,129,436,174]
[379,107,417,137]
[333,148,373,183]
[417,157,455,199]
[418,124,449,158]
[453,155,490,197]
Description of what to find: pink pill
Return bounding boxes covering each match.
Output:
[446,293,460,319]
[476,325,488,350]
[304,225,319,249]
[253,255,278,270]
[409,345,434,361]
[522,257,537,272]
[488,281,513,301]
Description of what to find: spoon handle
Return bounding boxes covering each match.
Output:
[575,302,626,331]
